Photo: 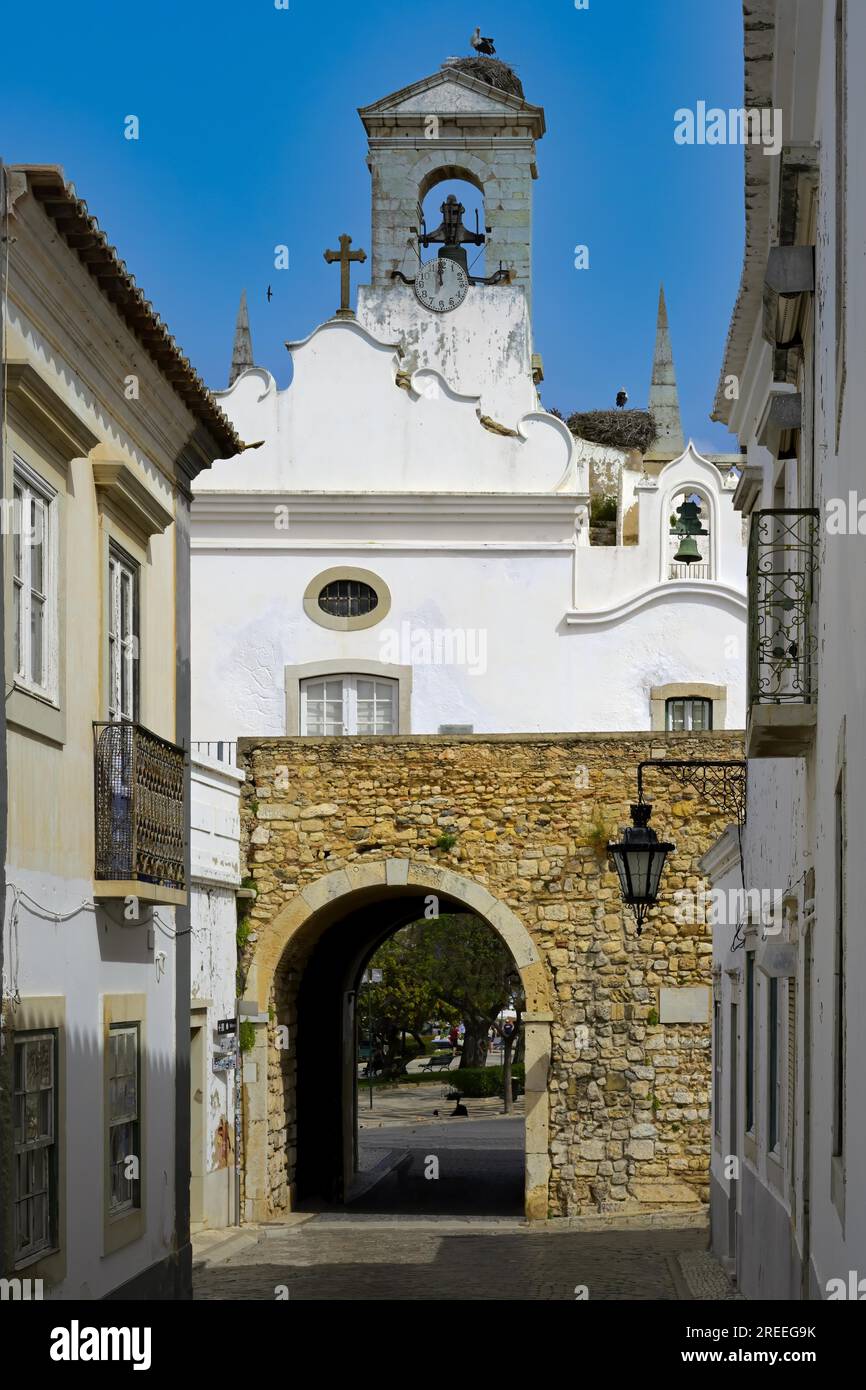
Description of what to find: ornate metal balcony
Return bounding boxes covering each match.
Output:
[746,509,819,756]
[94,722,187,903]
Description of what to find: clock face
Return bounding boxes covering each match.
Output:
[414,257,469,312]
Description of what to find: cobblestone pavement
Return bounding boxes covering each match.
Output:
[194,1219,731,1301]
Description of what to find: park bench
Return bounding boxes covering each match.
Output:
[419,1051,454,1073]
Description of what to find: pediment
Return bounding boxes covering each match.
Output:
[360,69,544,133]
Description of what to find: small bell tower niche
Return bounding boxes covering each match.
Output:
[358,59,546,308]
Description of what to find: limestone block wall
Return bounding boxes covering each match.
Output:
[366,140,536,301]
[239,731,742,1218]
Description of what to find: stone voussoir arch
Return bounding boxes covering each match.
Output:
[241,858,554,1222]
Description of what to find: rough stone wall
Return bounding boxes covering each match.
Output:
[240,731,742,1217]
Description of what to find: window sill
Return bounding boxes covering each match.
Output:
[15,1243,60,1272]
[830,1154,845,1229]
[103,1205,145,1257]
[6,685,66,745]
[767,1148,785,1194]
[743,1130,757,1165]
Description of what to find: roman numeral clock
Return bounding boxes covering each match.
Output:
[392,192,512,309]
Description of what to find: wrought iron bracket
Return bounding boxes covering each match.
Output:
[636,760,747,824]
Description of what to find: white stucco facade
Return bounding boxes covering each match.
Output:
[192,63,746,750]
[190,757,244,1231]
[706,0,866,1301]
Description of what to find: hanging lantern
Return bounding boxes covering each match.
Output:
[607,803,676,934]
[671,496,707,566]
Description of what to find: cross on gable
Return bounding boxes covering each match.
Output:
[323,234,367,318]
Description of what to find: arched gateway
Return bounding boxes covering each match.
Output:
[235,730,743,1225]
[240,861,553,1222]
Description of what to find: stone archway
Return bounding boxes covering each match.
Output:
[240,860,553,1223]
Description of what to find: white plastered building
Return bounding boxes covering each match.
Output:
[191,62,747,748]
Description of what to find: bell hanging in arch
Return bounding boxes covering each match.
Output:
[673,533,702,564]
[672,496,707,566]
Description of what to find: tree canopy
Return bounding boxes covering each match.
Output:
[363,913,521,1072]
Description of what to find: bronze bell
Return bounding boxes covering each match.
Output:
[672,497,707,566]
[673,534,702,564]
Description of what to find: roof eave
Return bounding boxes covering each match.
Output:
[12,163,243,463]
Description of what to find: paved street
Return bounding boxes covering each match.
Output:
[356,1115,524,1214]
[194,1219,731,1300]
[195,1108,739,1300]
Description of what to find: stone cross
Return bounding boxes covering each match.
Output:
[323,234,367,319]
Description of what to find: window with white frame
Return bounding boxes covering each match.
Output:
[12,461,57,700]
[13,1031,58,1263]
[108,546,139,722]
[108,1024,140,1214]
[665,697,713,732]
[300,675,397,736]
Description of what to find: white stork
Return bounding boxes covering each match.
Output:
[470,26,496,56]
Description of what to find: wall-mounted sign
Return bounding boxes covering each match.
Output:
[213,1053,237,1072]
[217,1018,237,1035]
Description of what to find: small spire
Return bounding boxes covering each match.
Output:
[647,284,684,456]
[228,289,255,386]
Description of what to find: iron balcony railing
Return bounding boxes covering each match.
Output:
[191,740,238,766]
[94,721,186,890]
[747,508,819,706]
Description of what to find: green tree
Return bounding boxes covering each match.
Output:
[366,914,521,1074]
[363,934,441,1076]
[418,914,522,1071]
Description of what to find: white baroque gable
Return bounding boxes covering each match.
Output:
[200,317,582,496]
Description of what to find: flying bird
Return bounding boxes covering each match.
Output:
[616,387,628,409]
[266,285,273,302]
[470,26,496,55]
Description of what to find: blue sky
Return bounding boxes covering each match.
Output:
[1,0,744,452]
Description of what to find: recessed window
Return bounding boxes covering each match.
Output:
[13,1031,57,1263]
[12,461,57,700]
[301,675,397,736]
[665,697,713,732]
[317,579,378,619]
[303,568,391,632]
[108,545,139,722]
[108,1024,140,1215]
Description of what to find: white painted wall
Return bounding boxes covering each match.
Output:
[190,757,244,1229]
[356,282,539,426]
[5,871,177,1299]
[192,319,746,742]
[709,0,866,1301]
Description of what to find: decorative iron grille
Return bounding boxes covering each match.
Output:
[94,722,186,889]
[748,509,819,706]
[191,740,238,766]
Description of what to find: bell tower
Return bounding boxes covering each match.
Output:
[357,61,546,308]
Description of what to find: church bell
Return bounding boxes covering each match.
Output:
[438,244,469,274]
[673,534,702,565]
[671,497,707,566]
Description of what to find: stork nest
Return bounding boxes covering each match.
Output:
[562,409,657,454]
[441,56,524,99]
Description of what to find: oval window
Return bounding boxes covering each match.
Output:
[317,579,379,619]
